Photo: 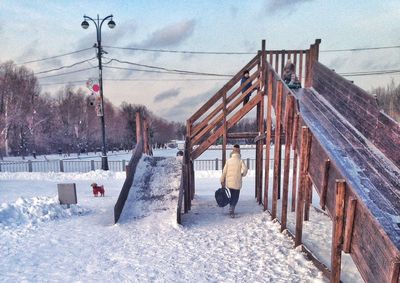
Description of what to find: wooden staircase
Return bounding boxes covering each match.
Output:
[178,39,400,283]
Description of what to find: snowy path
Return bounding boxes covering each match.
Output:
[1,157,325,282]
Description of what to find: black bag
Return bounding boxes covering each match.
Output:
[215,187,231,207]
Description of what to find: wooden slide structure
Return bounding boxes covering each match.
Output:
[179,39,400,282]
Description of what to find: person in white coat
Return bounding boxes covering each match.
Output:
[220,144,248,218]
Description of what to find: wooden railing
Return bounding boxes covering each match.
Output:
[181,38,400,282]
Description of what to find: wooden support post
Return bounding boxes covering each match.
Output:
[299,50,304,84]
[305,50,311,88]
[190,160,195,200]
[257,98,264,204]
[343,198,357,253]
[272,82,283,219]
[281,95,294,232]
[390,260,400,283]
[295,126,310,247]
[264,70,273,211]
[280,51,285,77]
[320,159,331,210]
[135,112,142,145]
[256,40,266,205]
[143,118,149,155]
[222,92,227,169]
[291,113,299,212]
[331,180,346,283]
[255,103,261,199]
[304,175,312,221]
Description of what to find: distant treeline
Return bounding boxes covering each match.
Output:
[0,61,185,157]
[371,79,400,122]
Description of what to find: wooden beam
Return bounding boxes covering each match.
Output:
[191,94,262,160]
[281,94,295,231]
[343,198,357,253]
[320,159,331,210]
[222,92,227,168]
[331,180,346,283]
[255,103,260,199]
[264,71,274,211]
[390,260,400,283]
[291,113,300,212]
[272,82,283,219]
[304,175,312,221]
[191,71,259,139]
[135,111,142,145]
[295,126,310,247]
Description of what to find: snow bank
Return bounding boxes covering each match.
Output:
[0,170,125,181]
[0,196,89,229]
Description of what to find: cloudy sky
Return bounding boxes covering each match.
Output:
[1,0,399,121]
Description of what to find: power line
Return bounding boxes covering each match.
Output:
[103,45,255,55]
[18,47,94,65]
[103,44,400,55]
[104,57,233,77]
[34,57,97,75]
[37,67,97,79]
[39,77,226,86]
[339,69,400,77]
[321,45,400,53]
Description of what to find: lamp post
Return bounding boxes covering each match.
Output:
[81,14,115,170]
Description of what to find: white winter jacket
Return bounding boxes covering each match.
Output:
[220,153,248,190]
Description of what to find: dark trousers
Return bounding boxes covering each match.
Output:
[243,94,251,106]
[229,189,240,207]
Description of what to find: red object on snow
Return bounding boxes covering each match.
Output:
[91,183,105,197]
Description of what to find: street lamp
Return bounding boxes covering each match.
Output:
[81,14,115,170]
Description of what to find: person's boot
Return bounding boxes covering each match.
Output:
[229,206,235,218]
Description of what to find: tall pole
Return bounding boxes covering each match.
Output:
[82,14,115,170]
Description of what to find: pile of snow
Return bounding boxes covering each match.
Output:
[0,196,89,229]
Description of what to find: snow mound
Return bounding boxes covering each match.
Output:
[0,170,125,181]
[0,196,89,229]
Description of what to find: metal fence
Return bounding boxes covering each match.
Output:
[0,160,128,173]
[0,158,284,172]
[194,158,281,171]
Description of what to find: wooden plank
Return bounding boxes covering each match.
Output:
[191,94,262,160]
[190,160,195,200]
[390,260,400,283]
[320,159,331,210]
[343,198,357,253]
[281,94,294,231]
[257,96,265,204]
[264,71,273,211]
[256,103,261,199]
[304,174,312,221]
[291,113,300,212]
[135,112,142,145]
[222,92,227,168]
[331,180,346,283]
[272,82,283,219]
[299,50,304,84]
[280,51,285,77]
[295,126,310,247]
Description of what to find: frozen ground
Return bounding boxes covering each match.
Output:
[0,154,333,282]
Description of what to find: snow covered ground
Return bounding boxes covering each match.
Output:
[0,149,362,282]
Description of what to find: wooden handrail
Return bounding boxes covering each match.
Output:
[190,70,260,138]
[187,54,260,125]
